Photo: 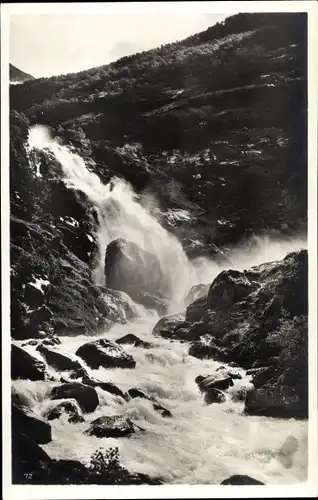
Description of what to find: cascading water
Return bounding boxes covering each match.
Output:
[15,125,308,485]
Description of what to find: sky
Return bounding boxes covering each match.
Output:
[10,13,229,78]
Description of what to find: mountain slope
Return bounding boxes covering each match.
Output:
[10,64,34,83]
[10,12,307,255]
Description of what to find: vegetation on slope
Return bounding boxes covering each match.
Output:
[10,12,307,254]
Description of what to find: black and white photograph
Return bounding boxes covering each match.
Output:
[1,1,317,498]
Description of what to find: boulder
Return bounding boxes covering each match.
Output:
[196,372,234,392]
[76,338,136,370]
[116,333,153,348]
[244,385,307,418]
[189,335,227,361]
[44,399,85,423]
[152,313,185,339]
[204,388,226,405]
[51,383,99,413]
[36,345,85,373]
[184,283,210,307]
[12,403,52,444]
[81,374,125,399]
[251,366,278,388]
[127,388,172,417]
[221,475,264,485]
[105,238,167,313]
[185,295,207,323]
[85,415,138,438]
[216,366,242,380]
[42,336,61,347]
[207,269,258,310]
[11,344,46,381]
[12,432,51,483]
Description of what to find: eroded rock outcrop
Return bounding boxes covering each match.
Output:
[76,338,136,370]
[105,238,168,313]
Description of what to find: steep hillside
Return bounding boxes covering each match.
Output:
[10,64,34,83]
[10,12,307,256]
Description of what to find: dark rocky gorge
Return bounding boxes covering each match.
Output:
[9,12,308,487]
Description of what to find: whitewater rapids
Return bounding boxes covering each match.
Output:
[13,318,308,485]
[16,124,308,485]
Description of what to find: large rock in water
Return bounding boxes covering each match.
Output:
[12,402,52,444]
[36,344,85,373]
[207,269,258,310]
[44,399,85,423]
[105,238,167,313]
[51,383,99,413]
[152,312,186,339]
[11,345,46,381]
[221,475,264,485]
[85,415,138,438]
[76,338,136,369]
[127,388,172,417]
[244,385,307,418]
[196,372,234,392]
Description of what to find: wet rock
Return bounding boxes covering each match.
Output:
[12,403,52,444]
[196,372,234,392]
[185,295,207,323]
[76,338,136,370]
[21,339,39,347]
[85,415,138,438]
[251,366,278,388]
[116,333,153,348]
[207,269,258,310]
[127,388,172,417]
[42,335,61,347]
[105,238,167,313]
[11,344,46,381]
[36,344,84,373]
[51,383,99,413]
[216,366,242,380]
[204,388,226,405]
[12,432,51,483]
[244,385,307,418]
[189,335,227,361]
[184,283,210,307]
[152,312,185,339]
[23,283,46,309]
[221,474,264,485]
[44,399,85,423]
[81,374,125,399]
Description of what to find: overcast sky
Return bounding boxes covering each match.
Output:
[10,13,229,78]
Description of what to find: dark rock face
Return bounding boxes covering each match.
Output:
[116,333,153,348]
[85,415,138,438]
[245,385,307,418]
[185,295,207,323]
[184,284,210,307]
[12,403,52,444]
[204,388,226,405]
[187,250,308,419]
[221,475,264,485]
[207,269,258,310]
[36,344,84,373]
[11,345,46,381]
[44,399,85,423]
[105,238,167,313]
[81,374,125,399]
[127,388,172,417]
[152,312,186,339]
[196,373,234,392]
[76,338,136,369]
[51,383,99,413]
